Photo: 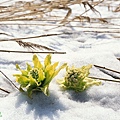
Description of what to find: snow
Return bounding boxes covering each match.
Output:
[0,0,120,120]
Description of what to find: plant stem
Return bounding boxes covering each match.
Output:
[94,64,120,74]
[0,87,10,94]
[89,76,120,83]
[0,70,19,90]
[0,33,63,42]
[0,50,66,54]
[117,58,120,61]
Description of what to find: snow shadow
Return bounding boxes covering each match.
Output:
[15,91,66,120]
[67,90,90,102]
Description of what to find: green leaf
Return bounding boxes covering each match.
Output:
[33,54,43,69]
[81,64,92,77]
[57,79,64,84]
[19,87,25,92]
[43,62,66,87]
[41,85,49,96]
[52,62,59,70]
[27,86,42,98]
[16,64,28,76]
[21,70,28,76]
[43,66,54,86]
[43,62,59,86]
[29,75,38,86]
[16,64,21,70]
[26,63,32,71]
[13,74,21,77]
[17,76,30,87]
[44,54,51,67]
[27,89,33,98]
[53,63,67,78]
[84,77,101,89]
[38,69,45,82]
[45,62,58,73]
[27,85,36,98]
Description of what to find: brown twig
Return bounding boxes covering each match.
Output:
[80,0,103,17]
[0,70,19,90]
[45,0,104,31]
[89,76,120,83]
[0,50,66,54]
[0,87,10,94]
[0,33,63,42]
[117,58,120,61]
[16,41,56,51]
[94,64,120,74]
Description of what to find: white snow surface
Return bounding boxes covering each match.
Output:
[0,0,120,120]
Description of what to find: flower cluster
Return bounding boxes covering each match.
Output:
[13,54,67,97]
[57,64,101,92]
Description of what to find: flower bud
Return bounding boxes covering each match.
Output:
[30,68,39,80]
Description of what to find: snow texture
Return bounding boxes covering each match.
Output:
[0,0,120,120]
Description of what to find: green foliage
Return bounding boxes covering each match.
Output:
[13,54,67,98]
[57,64,101,92]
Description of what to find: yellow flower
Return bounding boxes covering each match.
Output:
[57,64,101,92]
[13,54,67,98]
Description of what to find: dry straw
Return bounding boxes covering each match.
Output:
[0,0,119,46]
[89,64,120,84]
[0,0,105,52]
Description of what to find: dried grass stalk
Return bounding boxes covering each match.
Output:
[72,16,90,22]
[89,77,120,83]
[17,41,55,51]
[94,64,120,74]
[0,87,10,94]
[60,7,72,23]
[0,70,19,90]
[114,5,120,12]
[0,0,102,24]
[0,33,62,42]
[0,50,66,54]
